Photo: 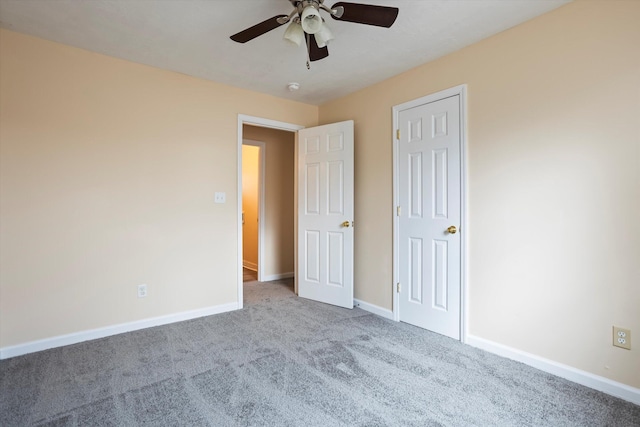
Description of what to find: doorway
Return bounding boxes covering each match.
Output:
[237,116,303,309]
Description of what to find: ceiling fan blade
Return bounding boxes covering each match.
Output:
[306,34,329,62]
[230,15,288,43]
[330,2,398,28]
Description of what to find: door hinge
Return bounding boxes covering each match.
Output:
[397,282,401,293]
[396,129,400,140]
[397,206,401,216]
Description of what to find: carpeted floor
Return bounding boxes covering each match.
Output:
[1,278,638,426]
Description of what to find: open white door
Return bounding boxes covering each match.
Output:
[297,120,354,309]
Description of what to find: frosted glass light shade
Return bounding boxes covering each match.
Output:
[315,23,334,48]
[301,6,322,34]
[283,21,304,46]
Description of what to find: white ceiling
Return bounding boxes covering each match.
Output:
[0,0,570,105]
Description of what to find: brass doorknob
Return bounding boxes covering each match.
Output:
[447,225,457,234]
[341,221,350,228]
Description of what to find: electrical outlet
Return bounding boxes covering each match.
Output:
[138,284,148,298]
[214,192,226,203]
[613,326,631,350]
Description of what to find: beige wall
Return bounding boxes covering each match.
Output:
[241,145,259,269]
[243,125,296,278]
[319,1,640,388]
[0,29,318,348]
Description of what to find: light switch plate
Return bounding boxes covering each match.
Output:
[214,192,226,203]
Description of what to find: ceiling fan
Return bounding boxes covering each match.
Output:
[230,0,399,64]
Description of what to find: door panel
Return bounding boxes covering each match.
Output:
[305,163,320,214]
[327,231,344,286]
[298,121,354,309]
[305,230,320,282]
[433,239,448,310]
[409,152,423,218]
[409,237,423,303]
[328,161,344,214]
[398,95,461,339]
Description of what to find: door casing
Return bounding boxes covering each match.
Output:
[392,85,469,342]
[237,115,303,309]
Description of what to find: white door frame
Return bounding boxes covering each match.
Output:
[391,84,469,342]
[241,139,266,282]
[237,115,304,309]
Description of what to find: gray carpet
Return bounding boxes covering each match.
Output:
[1,278,638,426]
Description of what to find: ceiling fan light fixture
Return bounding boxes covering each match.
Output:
[301,5,323,34]
[283,19,304,46]
[331,6,344,19]
[314,22,334,48]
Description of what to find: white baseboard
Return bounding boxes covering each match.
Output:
[262,271,294,281]
[466,334,640,406]
[353,298,394,320]
[243,260,257,271]
[0,302,239,360]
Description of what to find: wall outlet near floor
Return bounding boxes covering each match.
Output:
[612,326,631,350]
[214,192,226,203]
[137,284,148,298]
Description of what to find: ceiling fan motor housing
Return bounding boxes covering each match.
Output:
[292,0,321,13]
